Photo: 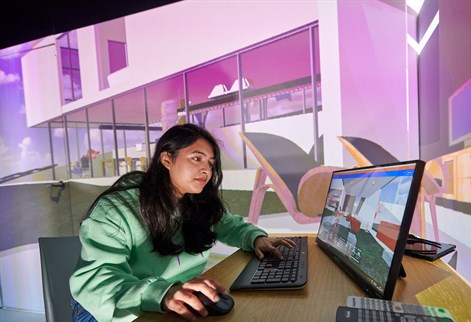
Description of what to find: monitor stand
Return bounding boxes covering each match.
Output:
[399,263,406,278]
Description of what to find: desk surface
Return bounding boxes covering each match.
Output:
[135,235,471,322]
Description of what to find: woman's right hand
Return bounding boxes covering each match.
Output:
[162,276,226,321]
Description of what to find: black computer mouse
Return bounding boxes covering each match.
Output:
[185,291,234,316]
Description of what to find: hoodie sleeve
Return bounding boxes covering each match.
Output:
[213,211,268,251]
[69,197,175,322]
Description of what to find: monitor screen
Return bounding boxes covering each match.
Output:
[316,160,425,300]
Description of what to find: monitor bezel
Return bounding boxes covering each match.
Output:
[315,160,425,300]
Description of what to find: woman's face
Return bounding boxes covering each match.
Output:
[161,138,215,199]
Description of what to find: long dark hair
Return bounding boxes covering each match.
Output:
[140,123,225,255]
[84,124,225,256]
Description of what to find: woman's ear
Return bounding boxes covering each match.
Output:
[160,152,172,170]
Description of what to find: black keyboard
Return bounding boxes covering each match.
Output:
[230,236,308,291]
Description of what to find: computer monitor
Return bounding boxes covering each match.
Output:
[316,160,425,300]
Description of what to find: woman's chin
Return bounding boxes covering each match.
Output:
[185,187,204,195]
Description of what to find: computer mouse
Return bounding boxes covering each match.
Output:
[185,291,234,316]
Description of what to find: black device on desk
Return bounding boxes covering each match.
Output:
[316,160,425,300]
[230,236,308,290]
[405,234,456,261]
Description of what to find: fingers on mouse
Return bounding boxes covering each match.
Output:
[185,291,234,317]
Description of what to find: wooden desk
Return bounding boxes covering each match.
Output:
[135,236,471,322]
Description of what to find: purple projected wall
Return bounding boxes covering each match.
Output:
[420,2,471,158]
[449,78,471,146]
[337,1,416,161]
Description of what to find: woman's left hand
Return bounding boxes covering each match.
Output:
[253,236,297,261]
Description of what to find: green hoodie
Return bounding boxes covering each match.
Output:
[69,182,267,322]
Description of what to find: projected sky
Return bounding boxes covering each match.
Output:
[0,52,54,177]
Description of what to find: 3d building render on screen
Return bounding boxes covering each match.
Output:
[318,165,416,287]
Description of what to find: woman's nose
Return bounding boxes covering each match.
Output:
[201,162,212,173]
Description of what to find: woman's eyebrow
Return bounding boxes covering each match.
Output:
[191,150,215,159]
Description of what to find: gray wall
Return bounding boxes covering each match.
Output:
[0,182,108,252]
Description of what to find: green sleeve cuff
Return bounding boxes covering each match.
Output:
[247,231,268,251]
[141,279,178,313]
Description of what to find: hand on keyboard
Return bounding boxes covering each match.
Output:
[230,236,308,290]
[254,236,298,260]
[251,236,305,285]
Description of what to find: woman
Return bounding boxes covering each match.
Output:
[70,123,294,321]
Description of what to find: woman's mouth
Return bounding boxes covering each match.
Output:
[195,178,207,185]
